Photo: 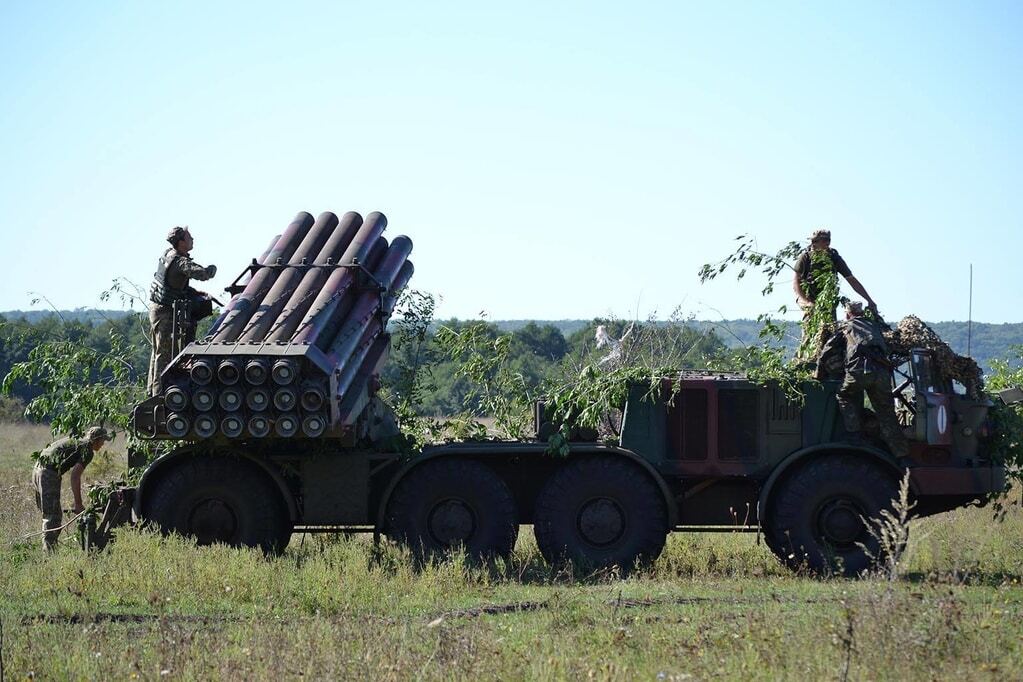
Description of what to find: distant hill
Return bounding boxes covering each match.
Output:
[4,310,1020,372]
[492,319,1022,373]
[1,309,134,324]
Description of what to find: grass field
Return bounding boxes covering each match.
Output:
[2,423,1023,680]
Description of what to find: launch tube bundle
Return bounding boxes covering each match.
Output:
[133,210,414,440]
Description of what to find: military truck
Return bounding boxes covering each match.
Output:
[129,211,1008,576]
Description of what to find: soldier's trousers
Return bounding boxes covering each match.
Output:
[837,370,909,459]
[148,304,174,396]
[32,464,62,551]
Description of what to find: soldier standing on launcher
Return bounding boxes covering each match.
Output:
[32,426,109,551]
[793,229,877,319]
[148,226,217,395]
[821,302,909,459]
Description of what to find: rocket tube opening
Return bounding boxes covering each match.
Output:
[193,387,216,412]
[271,359,298,386]
[245,387,271,412]
[164,384,190,412]
[244,359,269,385]
[247,414,271,438]
[301,413,327,437]
[217,359,243,386]
[190,360,215,386]
[273,388,297,412]
[194,414,217,439]
[299,382,326,412]
[219,388,243,412]
[166,413,190,438]
[221,414,245,438]
[275,413,299,438]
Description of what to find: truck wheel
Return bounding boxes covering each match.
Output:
[143,457,291,554]
[766,455,898,577]
[385,459,518,561]
[533,456,667,572]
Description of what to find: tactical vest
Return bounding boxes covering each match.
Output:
[149,249,189,305]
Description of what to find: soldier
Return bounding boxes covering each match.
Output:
[820,302,909,459]
[792,229,877,319]
[32,426,109,551]
[148,226,217,395]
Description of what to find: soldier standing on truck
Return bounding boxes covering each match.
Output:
[792,229,877,319]
[32,426,109,551]
[148,226,217,395]
[819,302,909,459]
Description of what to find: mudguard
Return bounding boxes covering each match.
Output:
[133,446,299,522]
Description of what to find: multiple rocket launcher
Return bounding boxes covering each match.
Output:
[146,210,413,440]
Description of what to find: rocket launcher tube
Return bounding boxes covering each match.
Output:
[289,212,388,348]
[265,212,363,343]
[190,359,215,385]
[337,335,391,425]
[302,413,327,437]
[206,233,280,338]
[217,358,243,385]
[272,359,299,385]
[194,414,217,439]
[246,387,271,412]
[193,387,216,412]
[332,262,414,397]
[244,359,269,385]
[166,413,190,438]
[238,211,340,343]
[382,261,415,318]
[247,414,271,438]
[275,413,300,438]
[323,238,413,369]
[334,325,383,400]
[305,232,390,351]
[210,212,315,343]
[221,414,244,438]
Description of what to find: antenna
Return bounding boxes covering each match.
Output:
[967,264,973,357]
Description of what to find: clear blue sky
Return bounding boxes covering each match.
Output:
[1,1,1020,323]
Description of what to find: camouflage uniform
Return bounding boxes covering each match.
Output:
[148,243,216,395]
[31,436,97,551]
[821,315,909,459]
[793,246,853,318]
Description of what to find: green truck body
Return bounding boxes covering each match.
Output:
[132,347,1005,576]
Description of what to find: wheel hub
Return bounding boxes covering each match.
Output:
[189,498,238,545]
[577,497,626,547]
[817,499,865,547]
[428,499,476,546]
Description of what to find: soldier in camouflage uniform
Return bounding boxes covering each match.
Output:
[32,426,109,551]
[148,226,217,395]
[792,229,878,319]
[819,302,909,459]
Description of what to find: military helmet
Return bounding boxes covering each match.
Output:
[85,426,109,443]
[166,225,190,245]
[809,228,831,243]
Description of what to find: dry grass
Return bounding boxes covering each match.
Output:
[2,423,1022,680]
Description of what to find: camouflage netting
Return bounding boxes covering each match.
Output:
[883,315,984,399]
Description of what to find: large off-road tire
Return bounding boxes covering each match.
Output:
[384,459,518,561]
[765,454,899,577]
[533,456,668,572]
[142,457,291,554]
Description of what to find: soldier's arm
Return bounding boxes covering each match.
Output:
[69,462,86,514]
[792,271,811,309]
[178,259,217,282]
[845,275,877,309]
